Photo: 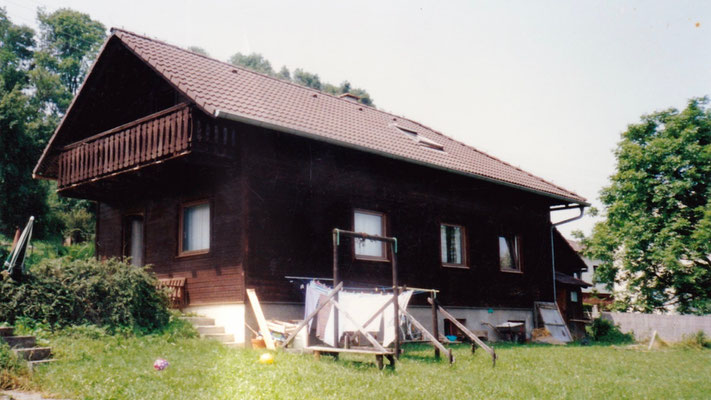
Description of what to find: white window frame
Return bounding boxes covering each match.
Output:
[353,209,388,261]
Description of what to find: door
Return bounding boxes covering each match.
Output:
[123,215,144,266]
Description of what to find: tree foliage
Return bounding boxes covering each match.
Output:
[584,98,711,314]
[0,8,105,239]
[32,8,105,113]
[228,51,374,106]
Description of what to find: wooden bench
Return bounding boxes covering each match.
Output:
[306,345,395,370]
[158,277,187,309]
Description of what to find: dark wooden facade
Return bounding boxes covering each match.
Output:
[41,36,583,310]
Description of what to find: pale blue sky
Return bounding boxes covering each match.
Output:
[5,0,710,237]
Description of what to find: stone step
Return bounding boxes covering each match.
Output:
[182,317,215,326]
[196,325,224,335]
[223,342,243,349]
[0,327,14,337]
[202,333,234,343]
[28,359,57,372]
[1,336,36,349]
[13,347,52,361]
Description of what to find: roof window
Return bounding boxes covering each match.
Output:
[396,126,445,152]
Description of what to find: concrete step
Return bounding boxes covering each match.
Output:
[196,325,224,335]
[13,347,52,361]
[182,317,215,326]
[1,336,36,349]
[223,342,243,349]
[202,333,234,343]
[0,327,14,337]
[28,359,57,372]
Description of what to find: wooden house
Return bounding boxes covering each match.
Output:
[34,29,589,345]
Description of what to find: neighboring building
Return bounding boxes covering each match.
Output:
[567,240,614,309]
[34,29,589,345]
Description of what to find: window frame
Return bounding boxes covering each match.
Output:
[440,223,468,269]
[498,233,523,273]
[352,208,389,262]
[178,199,211,257]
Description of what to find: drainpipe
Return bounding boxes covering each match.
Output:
[550,205,585,302]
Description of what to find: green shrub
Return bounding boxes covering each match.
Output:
[587,318,635,344]
[0,341,26,389]
[0,257,171,333]
[676,331,711,349]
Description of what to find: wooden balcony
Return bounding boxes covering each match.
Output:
[57,103,237,191]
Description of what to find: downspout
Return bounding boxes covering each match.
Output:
[550,205,585,302]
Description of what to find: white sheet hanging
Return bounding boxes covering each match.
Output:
[323,289,414,347]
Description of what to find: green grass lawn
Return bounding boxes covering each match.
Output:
[27,335,711,400]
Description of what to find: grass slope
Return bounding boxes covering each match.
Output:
[30,337,711,400]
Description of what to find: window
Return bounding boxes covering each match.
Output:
[123,215,144,266]
[571,291,579,303]
[180,201,210,255]
[353,209,387,260]
[395,126,445,152]
[499,234,522,272]
[441,224,466,267]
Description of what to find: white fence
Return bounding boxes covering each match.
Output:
[601,312,711,341]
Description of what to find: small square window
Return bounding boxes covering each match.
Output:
[180,201,210,255]
[353,209,387,260]
[499,234,522,272]
[441,224,466,268]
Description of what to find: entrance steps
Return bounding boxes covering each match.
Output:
[0,326,54,371]
[182,317,240,348]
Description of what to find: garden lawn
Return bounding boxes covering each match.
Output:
[30,337,711,400]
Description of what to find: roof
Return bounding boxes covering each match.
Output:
[36,28,587,205]
[555,272,591,288]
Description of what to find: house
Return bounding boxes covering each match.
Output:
[567,240,614,310]
[34,29,589,345]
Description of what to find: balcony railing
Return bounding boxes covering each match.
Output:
[57,103,237,190]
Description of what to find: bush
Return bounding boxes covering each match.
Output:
[587,318,635,344]
[676,331,711,349]
[0,257,171,333]
[0,341,26,389]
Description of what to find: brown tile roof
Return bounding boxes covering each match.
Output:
[40,28,587,204]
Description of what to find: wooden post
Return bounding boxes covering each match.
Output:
[391,241,400,359]
[430,296,440,358]
[333,230,340,348]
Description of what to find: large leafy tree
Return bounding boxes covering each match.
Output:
[0,9,48,233]
[584,98,711,314]
[32,8,105,114]
[0,8,105,239]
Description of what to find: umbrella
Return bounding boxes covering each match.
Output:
[3,216,34,280]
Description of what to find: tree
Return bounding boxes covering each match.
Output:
[0,9,48,234]
[31,8,105,114]
[229,52,274,76]
[187,46,209,57]
[292,68,321,90]
[276,65,290,81]
[584,97,711,314]
[227,52,375,106]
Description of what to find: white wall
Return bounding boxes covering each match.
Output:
[184,303,246,344]
[602,312,711,341]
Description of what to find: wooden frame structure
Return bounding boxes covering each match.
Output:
[282,228,499,369]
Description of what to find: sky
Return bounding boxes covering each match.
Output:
[4,0,710,238]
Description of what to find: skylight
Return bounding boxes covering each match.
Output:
[396,126,445,152]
